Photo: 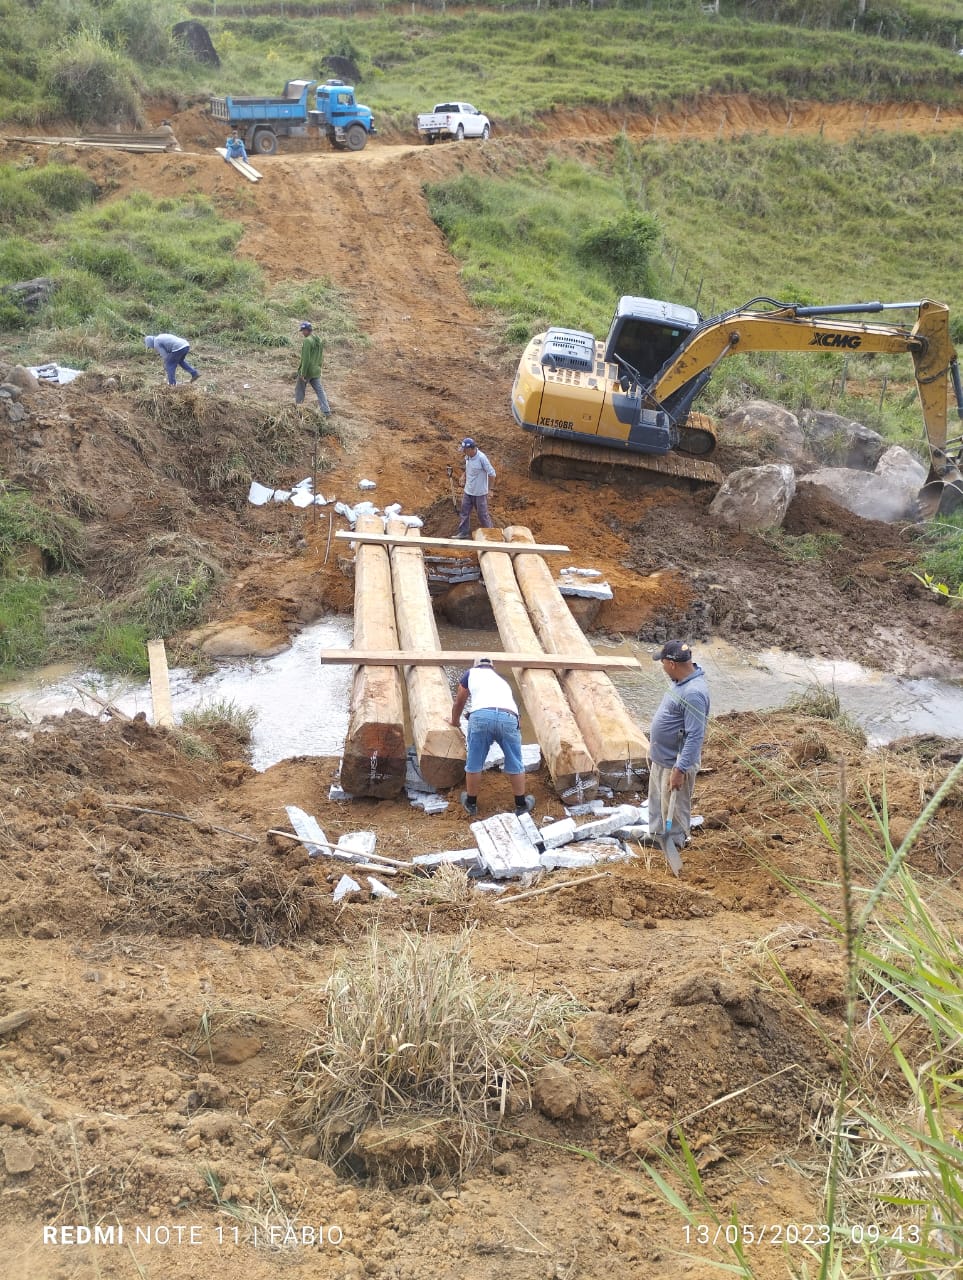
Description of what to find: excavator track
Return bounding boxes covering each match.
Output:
[530,435,724,488]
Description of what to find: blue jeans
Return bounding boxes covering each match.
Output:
[457,492,492,536]
[295,376,330,414]
[163,346,199,385]
[465,708,523,774]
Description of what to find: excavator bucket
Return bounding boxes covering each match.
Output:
[919,467,963,520]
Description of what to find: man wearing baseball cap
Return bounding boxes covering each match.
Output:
[450,657,535,819]
[647,639,710,865]
[454,437,495,538]
[294,321,331,416]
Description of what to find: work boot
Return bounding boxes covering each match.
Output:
[190,372,200,382]
[460,791,478,818]
[514,795,536,816]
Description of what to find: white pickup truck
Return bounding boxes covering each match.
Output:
[416,102,490,144]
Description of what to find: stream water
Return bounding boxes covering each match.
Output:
[1,621,961,771]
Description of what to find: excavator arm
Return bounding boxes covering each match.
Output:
[647,298,963,518]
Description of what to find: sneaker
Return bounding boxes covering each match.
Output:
[460,791,478,818]
[514,795,536,815]
[190,373,200,382]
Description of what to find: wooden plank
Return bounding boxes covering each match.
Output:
[9,137,167,151]
[215,147,262,182]
[336,531,569,554]
[340,514,406,797]
[147,638,174,729]
[473,528,598,797]
[506,525,648,790]
[319,649,641,670]
[386,519,466,789]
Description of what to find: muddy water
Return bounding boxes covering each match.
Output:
[604,636,963,746]
[1,621,960,771]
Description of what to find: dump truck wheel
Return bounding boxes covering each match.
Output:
[345,124,367,152]
[252,130,278,156]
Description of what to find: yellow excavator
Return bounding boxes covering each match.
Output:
[511,295,963,518]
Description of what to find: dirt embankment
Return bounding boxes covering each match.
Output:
[0,95,962,1280]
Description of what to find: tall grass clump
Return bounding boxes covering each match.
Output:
[0,165,98,230]
[180,699,255,744]
[0,490,86,573]
[0,578,57,671]
[291,928,573,1181]
[44,30,144,128]
[911,512,963,597]
[644,755,963,1277]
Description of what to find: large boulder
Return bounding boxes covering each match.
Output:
[172,21,220,67]
[875,444,927,492]
[798,409,884,470]
[717,400,807,465]
[798,464,919,522]
[708,463,796,531]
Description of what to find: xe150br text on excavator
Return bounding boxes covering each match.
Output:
[511,296,963,518]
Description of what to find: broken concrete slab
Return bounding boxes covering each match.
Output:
[540,837,631,871]
[570,805,643,841]
[471,813,542,879]
[564,799,606,817]
[368,877,398,899]
[557,570,613,601]
[483,741,541,772]
[411,849,482,871]
[336,831,377,859]
[538,817,577,848]
[517,811,543,851]
[408,792,449,814]
[285,805,329,856]
[333,874,361,903]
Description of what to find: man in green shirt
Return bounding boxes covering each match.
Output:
[294,321,331,415]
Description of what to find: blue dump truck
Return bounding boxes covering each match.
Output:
[210,79,376,155]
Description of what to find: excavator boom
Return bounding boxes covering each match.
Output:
[512,296,963,516]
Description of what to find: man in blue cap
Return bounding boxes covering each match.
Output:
[647,639,710,859]
[455,437,495,538]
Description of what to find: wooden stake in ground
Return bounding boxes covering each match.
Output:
[147,638,174,729]
[473,528,598,798]
[386,518,466,789]
[506,526,648,790]
[339,514,407,797]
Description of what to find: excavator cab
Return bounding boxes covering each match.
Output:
[603,296,700,382]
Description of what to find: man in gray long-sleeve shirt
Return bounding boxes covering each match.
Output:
[144,333,200,386]
[647,639,710,846]
[455,437,495,538]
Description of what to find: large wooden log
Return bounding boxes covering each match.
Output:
[474,529,598,798]
[505,526,649,790]
[386,518,465,789]
[340,514,406,797]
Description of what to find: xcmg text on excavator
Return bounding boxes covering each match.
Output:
[511,296,963,518]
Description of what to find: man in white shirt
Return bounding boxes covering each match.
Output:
[455,437,496,538]
[451,658,535,818]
